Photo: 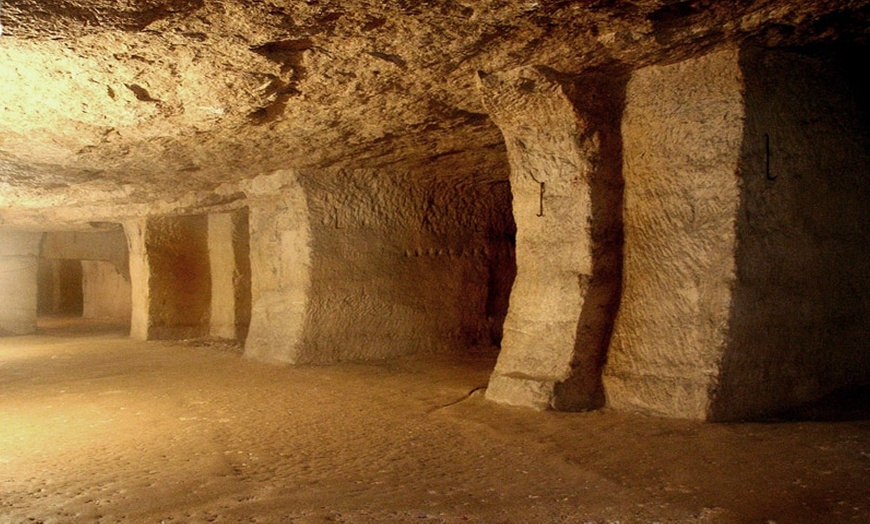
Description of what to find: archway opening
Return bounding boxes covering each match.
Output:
[37,228,132,336]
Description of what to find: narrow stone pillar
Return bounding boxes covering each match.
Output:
[0,231,42,335]
[125,219,150,340]
[208,209,252,341]
[478,66,625,410]
[124,215,211,340]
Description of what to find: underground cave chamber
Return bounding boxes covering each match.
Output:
[0,42,867,422]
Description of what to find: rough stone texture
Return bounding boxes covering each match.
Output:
[125,219,150,340]
[1,0,867,228]
[710,45,870,420]
[0,1,867,421]
[0,231,41,335]
[603,44,870,420]
[81,260,132,321]
[36,259,59,315]
[604,49,744,419]
[244,161,514,364]
[208,209,251,342]
[479,66,623,410]
[147,215,211,339]
[299,163,513,362]
[243,172,312,363]
[126,215,211,340]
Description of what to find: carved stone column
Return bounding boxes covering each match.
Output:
[478,66,624,410]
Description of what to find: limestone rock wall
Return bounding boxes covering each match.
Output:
[82,260,132,321]
[298,165,513,363]
[126,219,150,340]
[40,230,128,275]
[711,46,870,420]
[147,215,211,340]
[243,159,514,364]
[0,232,41,335]
[601,44,869,420]
[604,49,744,419]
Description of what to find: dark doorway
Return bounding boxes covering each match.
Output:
[37,259,84,317]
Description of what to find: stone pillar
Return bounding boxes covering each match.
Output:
[124,215,211,340]
[208,209,252,341]
[125,219,150,340]
[478,66,625,410]
[244,171,312,363]
[603,49,744,419]
[0,231,41,335]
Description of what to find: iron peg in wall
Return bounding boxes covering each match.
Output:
[537,181,545,217]
[765,133,777,181]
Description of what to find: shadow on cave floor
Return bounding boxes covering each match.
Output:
[36,315,129,338]
[748,386,870,423]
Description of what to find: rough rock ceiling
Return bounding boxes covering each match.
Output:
[0,0,867,226]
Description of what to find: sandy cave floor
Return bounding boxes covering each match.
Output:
[1,319,868,523]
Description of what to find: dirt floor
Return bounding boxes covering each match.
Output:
[1,319,868,523]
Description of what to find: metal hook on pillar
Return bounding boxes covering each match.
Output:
[765,133,777,181]
[536,182,545,217]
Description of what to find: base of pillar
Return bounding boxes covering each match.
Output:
[485,373,556,410]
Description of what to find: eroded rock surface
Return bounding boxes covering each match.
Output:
[1,0,868,226]
[479,65,623,410]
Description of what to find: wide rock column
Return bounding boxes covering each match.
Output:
[243,171,312,363]
[478,66,624,410]
[125,215,211,340]
[602,49,744,419]
[0,231,42,335]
